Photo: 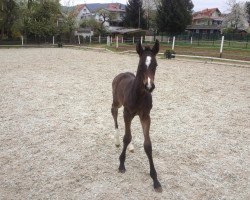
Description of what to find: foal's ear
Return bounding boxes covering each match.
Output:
[152,39,159,55]
[136,41,143,56]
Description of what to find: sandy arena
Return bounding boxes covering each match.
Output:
[0,48,249,199]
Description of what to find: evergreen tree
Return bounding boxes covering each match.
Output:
[123,0,147,29]
[156,0,193,35]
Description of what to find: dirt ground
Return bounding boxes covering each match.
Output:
[0,48,249,200]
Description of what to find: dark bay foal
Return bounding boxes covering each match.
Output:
[111,40,162,192]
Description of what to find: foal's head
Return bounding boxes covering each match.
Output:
[136,40,159,93]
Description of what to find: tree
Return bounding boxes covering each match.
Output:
[0,0,76,42]
[24,0,61,40]
[143,0,157,30]
[0,0,19,39]
[156,0,193,35]
[123,0,147,29]
[97,9,117,31]
[246,1,250,23]
[59,0,76,42]
[80,18,104,35]
[224,0,248,30]
[0,0,5,38]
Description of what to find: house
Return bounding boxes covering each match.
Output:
[73,3,125,28]
[186,8,224,34]
[105,3,126,26]
[72,3,144,37]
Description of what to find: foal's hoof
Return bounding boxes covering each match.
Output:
[129,149,134,153]
[154,186,163,193]
[154,181,162,193]
[118,167,126,173]
[127,143,134,153]
[119,169,126,173]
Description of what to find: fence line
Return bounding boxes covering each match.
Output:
[0,34,248,50]
[0,34,249,61]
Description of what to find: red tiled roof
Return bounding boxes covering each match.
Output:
[76,4,86,13]
[71,4,86,16]
[107,3,125,12]
[108,3,120,10]
[193,8,221,18]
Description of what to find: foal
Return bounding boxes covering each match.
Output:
[111,40,162,192]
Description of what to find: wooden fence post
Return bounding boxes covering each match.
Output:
[220,35,225,58]
[107,36,111,46]
[116,36,119,48]
[172,36,175,50]
[78,35,80,45]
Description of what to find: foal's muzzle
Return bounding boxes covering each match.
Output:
[145,82,155,93]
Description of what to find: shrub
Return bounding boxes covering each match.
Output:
[164,49,176,59]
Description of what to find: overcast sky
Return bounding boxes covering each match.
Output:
[60,0,245,12]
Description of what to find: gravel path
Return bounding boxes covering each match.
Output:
[0,48,249,199]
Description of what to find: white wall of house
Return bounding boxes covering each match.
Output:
[211,11,220,18]
[75,5,92,25]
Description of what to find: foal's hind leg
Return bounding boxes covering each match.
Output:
[139,113,162,192]
[111,103,134,151]
[119,108,134,173]
[111,103,120,147]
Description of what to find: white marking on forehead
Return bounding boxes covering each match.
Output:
[145,56,151,68]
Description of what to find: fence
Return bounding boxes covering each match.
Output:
[145,33,250,61]
[146,33,250,49]
[0,33,249,61]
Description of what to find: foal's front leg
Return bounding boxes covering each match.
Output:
[140,113,162,192]
[118,108,134,173]
[111,105,120,147]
